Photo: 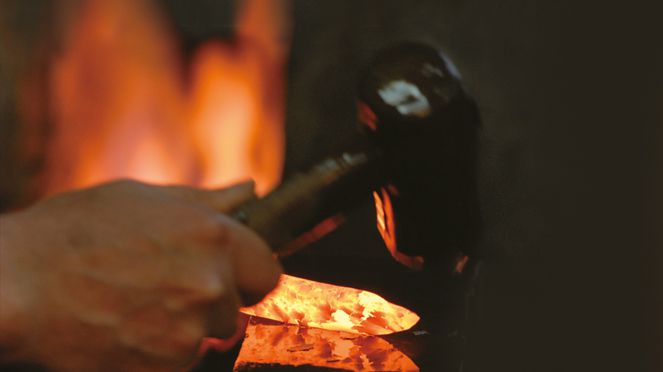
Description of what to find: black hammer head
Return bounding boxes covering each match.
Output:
[358,42,481,272]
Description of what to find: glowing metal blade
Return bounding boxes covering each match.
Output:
[241,274,420,336]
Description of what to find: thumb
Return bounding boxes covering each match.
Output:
[199,180,257,212]
[161,180,257,212]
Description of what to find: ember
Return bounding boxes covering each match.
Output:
[242,275,420,335]
[233,317,419,371]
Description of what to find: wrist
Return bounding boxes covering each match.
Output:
[0,214,28,362]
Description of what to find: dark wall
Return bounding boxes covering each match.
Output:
[0,1,54,210]
[282,1,661,371]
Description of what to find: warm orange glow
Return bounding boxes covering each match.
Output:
[373,188,396,252]
[233,318,419,371]
[242,274,420,336]
[187,0,289,195]
[32,0,421,343]
[454,255,470,275]
[373,187,425,270]
[42,0,288,196]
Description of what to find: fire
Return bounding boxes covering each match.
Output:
[233,317,419,371]
[242,274,420,336]
[43,0,286,196]
[27,0,419,344]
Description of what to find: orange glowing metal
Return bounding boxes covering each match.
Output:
[374,187,424,270]
[242,274,420,336]
[234,318,419,371]
[373,189,395,251]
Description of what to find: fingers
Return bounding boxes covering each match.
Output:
[160,181,280,303]
[162,180,257,213]
[214,215,282,306]
[197,181,257,212]
[203,260,241,339]
[201,314,250,352]
[156,181,281,338]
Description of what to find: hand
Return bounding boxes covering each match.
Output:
[0,180,281,371]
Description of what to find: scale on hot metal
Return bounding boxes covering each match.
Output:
[191,42,481,371]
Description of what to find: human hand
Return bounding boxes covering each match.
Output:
[0,180,281,371]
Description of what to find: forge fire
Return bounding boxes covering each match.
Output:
[39,0,287,197]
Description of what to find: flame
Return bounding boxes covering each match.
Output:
[28,0,420,340]
[43,0,286,195]
[242,274,420,336]
[233,317,419,371]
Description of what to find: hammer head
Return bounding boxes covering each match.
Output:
[358,42,480,272]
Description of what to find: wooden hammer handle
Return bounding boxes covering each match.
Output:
[232,145,384,255]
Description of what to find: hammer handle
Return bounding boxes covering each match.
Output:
[232,144,384,256]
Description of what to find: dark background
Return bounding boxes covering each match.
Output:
[272,2,660,370]
[2,1,663,371]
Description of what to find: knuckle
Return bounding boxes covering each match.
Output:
[93,179,145,200]
[197,276,226,301]
[107,178,141,190]
[180,321,206,344]
[152,320,205,363]
[196,216,228,243]
[166,211,222,244]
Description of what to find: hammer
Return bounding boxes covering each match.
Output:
[232,42,480,273]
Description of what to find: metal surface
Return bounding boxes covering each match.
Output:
[191,250,478,371]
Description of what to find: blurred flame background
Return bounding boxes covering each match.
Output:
[38,0,289,196]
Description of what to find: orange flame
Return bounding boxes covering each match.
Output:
[44,0,286,195]
[242,274,420,335]
[234,317,419,371]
